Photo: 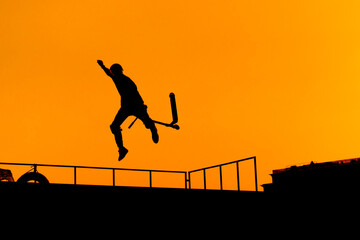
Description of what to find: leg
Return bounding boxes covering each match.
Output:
[111,108,129,160]
[135,107,159,143]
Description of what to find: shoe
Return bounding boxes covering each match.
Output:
[118,147,128,161]
[151,127,159,143]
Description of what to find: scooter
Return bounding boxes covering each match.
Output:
[128,92,180,130]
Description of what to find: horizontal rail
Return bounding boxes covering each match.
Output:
[0,162,186,174]
[189,156,256,173]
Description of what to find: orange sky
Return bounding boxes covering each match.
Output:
[2,0,360,189]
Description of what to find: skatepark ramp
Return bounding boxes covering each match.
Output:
[0,156,258,191]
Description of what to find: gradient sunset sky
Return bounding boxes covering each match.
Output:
[2,0,360,189]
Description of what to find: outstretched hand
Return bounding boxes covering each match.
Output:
[97,60,112,76]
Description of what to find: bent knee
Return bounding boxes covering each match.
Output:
[144,120,155,129]
[110,124,122,134]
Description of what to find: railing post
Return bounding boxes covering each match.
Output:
[149,170,152,188]
[188,172,191,189]
[203,169,207,190]
[236,161,240,191]
[254,157,258,192]
[74,167,77,185]
[219,166,223,190]
[113,169,115,187]
[184,172,187,189]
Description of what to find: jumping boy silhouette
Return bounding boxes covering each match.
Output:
[97,60,159,161]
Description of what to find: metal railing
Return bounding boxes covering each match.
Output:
[188,156,258,191]
[0,162,187,189]
[0,156,258,191]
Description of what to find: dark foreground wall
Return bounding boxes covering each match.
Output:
[2,182,358,233]
[1,182,273,230]
[0,182,264,211]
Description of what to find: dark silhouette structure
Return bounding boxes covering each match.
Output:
[17,165,49,184]
[0,157,262,214]
[262,158,360,192]
[0,156,257,190]
[1,165,48,183]
[97,60,159,161]
[0,169,14,182]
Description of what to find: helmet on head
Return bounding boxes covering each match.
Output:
[110,64,123,76]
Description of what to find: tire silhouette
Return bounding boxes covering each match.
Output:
[17,172,49,184]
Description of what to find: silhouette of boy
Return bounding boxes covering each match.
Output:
[97,60,159,161]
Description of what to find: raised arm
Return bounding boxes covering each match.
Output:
[97,60,113,77]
